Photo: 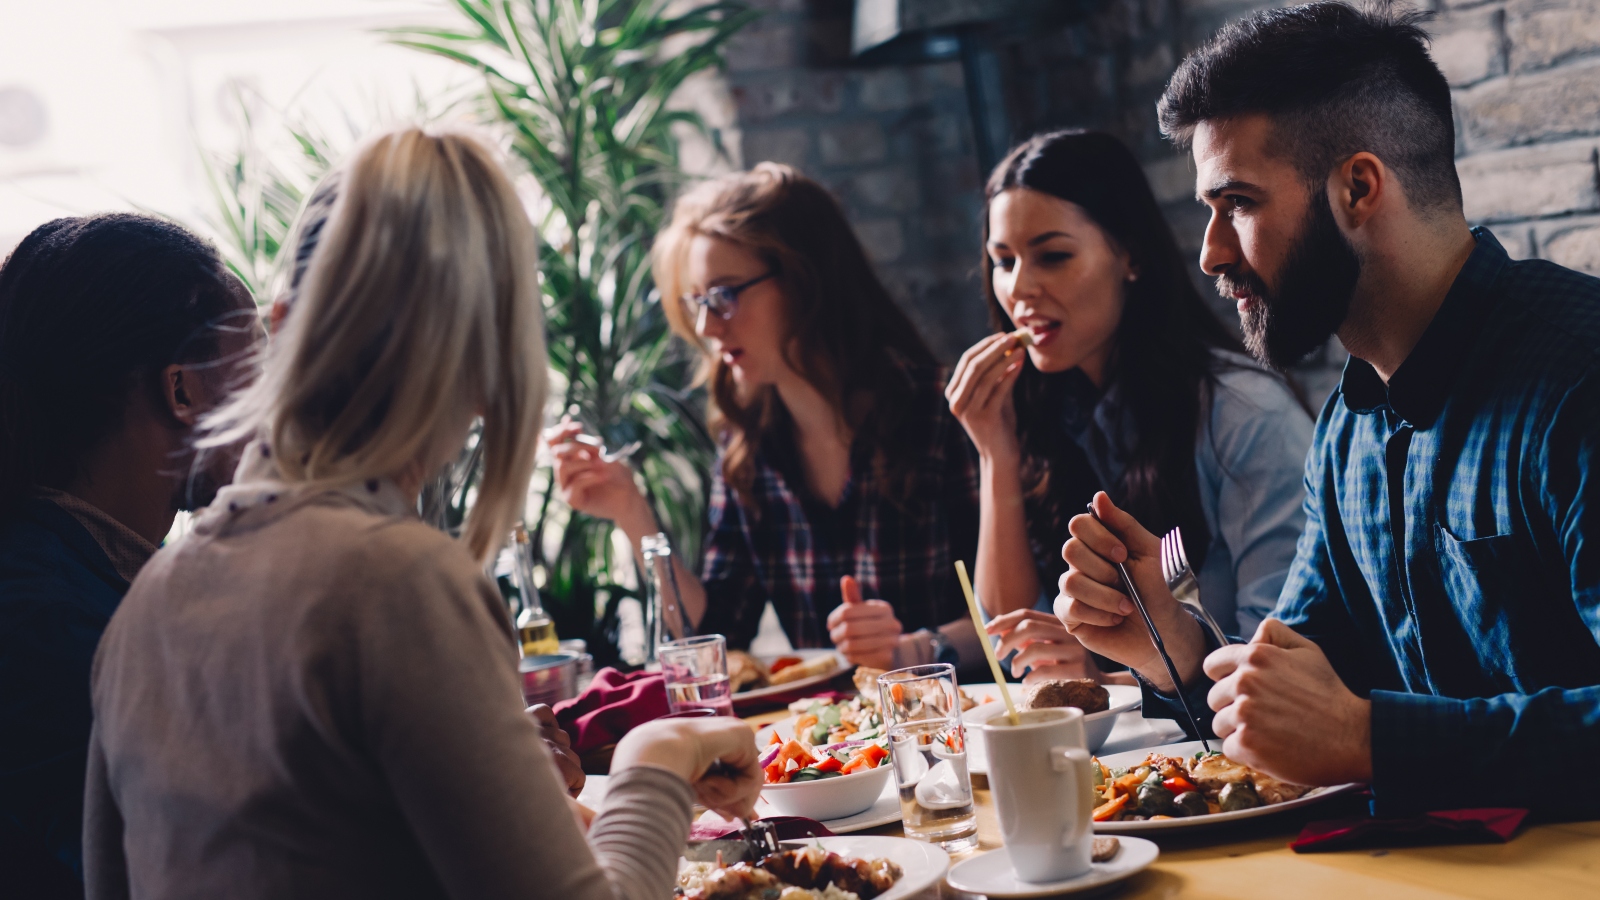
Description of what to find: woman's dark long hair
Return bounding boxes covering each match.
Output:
[982,130,1248,571]
[657,163,938,505]
[0,214,237,517]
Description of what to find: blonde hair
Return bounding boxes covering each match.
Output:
[205,126,547,563]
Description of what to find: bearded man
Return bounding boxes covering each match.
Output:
[0,214,260,896]
[1055,1,1600,817]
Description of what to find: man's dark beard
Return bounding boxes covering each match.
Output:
[1221,188,1360,371]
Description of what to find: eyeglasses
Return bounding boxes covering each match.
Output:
[682,272,776,321]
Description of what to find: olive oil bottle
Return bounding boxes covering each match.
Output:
[511,525,559,657]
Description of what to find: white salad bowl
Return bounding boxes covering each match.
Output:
[759,761,895,821]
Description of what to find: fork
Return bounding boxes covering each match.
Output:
[1159,527,1239,646]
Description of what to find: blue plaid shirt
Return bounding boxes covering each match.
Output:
[697,363,980,650]
[1148,229,1600,817]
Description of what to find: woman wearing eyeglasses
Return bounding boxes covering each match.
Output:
[548,163,981,670]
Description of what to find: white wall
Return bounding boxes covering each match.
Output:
[0,0,466,256]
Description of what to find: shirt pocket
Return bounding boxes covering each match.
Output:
[1432,524,1524,685]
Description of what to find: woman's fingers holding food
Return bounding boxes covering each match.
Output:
[948,335,1022,415]
[947,333,1012,398]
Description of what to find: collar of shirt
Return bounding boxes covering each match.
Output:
[34,487,158,584]
[194,439,416,536]
[1340,227,1510,427]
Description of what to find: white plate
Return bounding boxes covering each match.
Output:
[681,833,944,899]
[732,649,852,710]
[798,835,950,900]
[1092,740,1363,833]
[964,684,1144,772]
[945,837,1159,898]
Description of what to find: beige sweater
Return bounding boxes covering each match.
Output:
[84,458,692,900]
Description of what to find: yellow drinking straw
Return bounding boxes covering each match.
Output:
[954,560,1020,726]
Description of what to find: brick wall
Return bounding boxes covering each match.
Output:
[713,0,1600,401]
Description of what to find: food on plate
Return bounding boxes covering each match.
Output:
[1020,678,1110,714]
[1090,836,1120,863]
[852,668,982,710]
[761,735,889,784]
[728,651,769,692]
[1088,750,1311,822]
[678,846,903,900]
[728,652,839,693]
[770,654,838,686]
[782,696,884,749]
[852,667,885,703]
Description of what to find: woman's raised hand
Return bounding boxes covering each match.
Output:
[984,608,1102,684]
[611,717,763,822]
[543,418,653,532]
[945,332,1026,463]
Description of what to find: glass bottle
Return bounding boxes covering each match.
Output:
[639,532,692,667]
[511,525,559,657]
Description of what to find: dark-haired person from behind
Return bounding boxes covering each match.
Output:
[1057,1,1600,819]
[0,213,258,895]
[951,131,1312,686]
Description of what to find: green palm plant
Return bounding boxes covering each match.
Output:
[392,0,757,666]
[198,90,340,303]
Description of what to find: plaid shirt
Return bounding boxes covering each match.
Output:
[1147,229,1600,817]
[698,363,980,650]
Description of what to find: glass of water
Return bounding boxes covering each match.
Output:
[659,635,733,717]
[878,663,978,852]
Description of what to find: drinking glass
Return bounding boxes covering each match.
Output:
[878,664,979,852]
[659,634,734,717]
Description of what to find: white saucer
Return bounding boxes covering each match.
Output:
[945,837,1159,898]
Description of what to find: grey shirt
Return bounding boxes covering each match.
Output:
[84,456,693,900]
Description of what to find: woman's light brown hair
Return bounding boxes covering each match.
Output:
[654,163,936,503]
[204,126,548,563]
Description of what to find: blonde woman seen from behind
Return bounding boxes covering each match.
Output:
[84,126,760,900]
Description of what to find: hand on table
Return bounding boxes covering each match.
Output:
[613,717,763,822]
[543,418,653,531]
[1054,492,1206,691]
[946,332,1025,462]
[527,703,586,797]
[985,608,1102,683]
[1204,619,1373,787]
[826,575,902,670]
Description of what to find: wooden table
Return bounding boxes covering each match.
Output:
[743,709,1600,899]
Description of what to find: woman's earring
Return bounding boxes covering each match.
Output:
[1126,271,1138,282]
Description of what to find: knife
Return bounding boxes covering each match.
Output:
[1085,503,1210,752]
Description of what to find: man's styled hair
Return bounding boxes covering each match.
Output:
[0,213,240,515]
[1158,1,1461,213]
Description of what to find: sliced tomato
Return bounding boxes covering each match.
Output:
[769,656,803,673]
[813,756,844,773]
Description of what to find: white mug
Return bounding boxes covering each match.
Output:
[982,707,1096,882]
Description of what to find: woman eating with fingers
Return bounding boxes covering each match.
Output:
[84,127,762,900]
[947,131,1314,683]
[548,163,982,672]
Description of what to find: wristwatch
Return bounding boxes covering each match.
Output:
[928,629,961,667]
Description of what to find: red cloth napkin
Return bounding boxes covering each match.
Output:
[553,668,670,754]
[689,817,836,842]
[1292,808,1527,852]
